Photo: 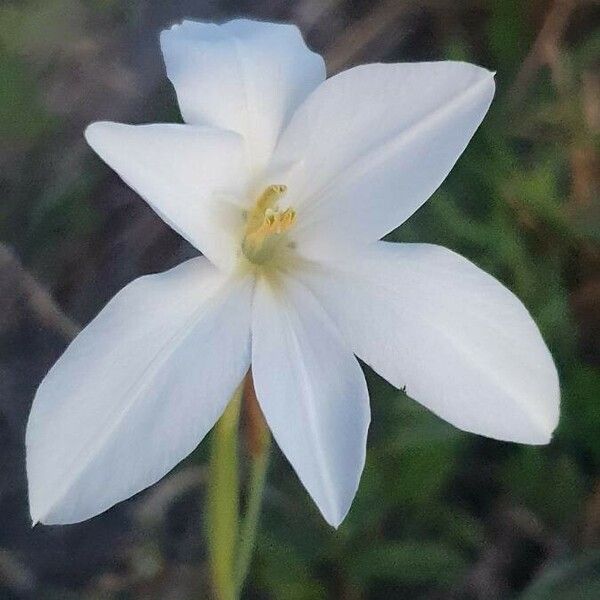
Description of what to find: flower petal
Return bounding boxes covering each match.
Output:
[299,243,559,444]
[251,275,370,527]
[85,122,249,271]
[271,62,494,259]
[27,257,253,524]
[160,19,326,173]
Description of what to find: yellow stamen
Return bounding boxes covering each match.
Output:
[242,184,296,264]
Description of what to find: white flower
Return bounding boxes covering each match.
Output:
[26,19,560,528]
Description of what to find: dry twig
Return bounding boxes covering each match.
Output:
[508,0,578,104]
[0,244,80,340]
[324,0,413,72]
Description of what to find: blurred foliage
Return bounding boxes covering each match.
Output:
[0,0,599,599]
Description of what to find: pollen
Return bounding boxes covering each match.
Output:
[242,184,296,265]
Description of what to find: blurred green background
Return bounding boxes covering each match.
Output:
[0,0,599,598]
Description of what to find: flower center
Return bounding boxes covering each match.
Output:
[242,184,296,265]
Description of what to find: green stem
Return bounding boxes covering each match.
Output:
[206,384,243,600]
[235,429,271,595]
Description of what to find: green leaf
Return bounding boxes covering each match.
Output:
[255,533,326,600]
[501,449,585,527]
[347,540,467,587]
[0,51,54,140]
[559,367,600,468]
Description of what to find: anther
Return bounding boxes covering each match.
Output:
[242,184,296,264]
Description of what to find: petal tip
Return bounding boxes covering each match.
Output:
[516,401,560,446]
[84,121,112,149]
[29,504,44,527]
[525,429,555,446]
[28,488,51,527]
[83,121,98,141]
[159,20,184,40]
[319,496,353,529]
[319,507,342,529]
[325,511,345,530]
